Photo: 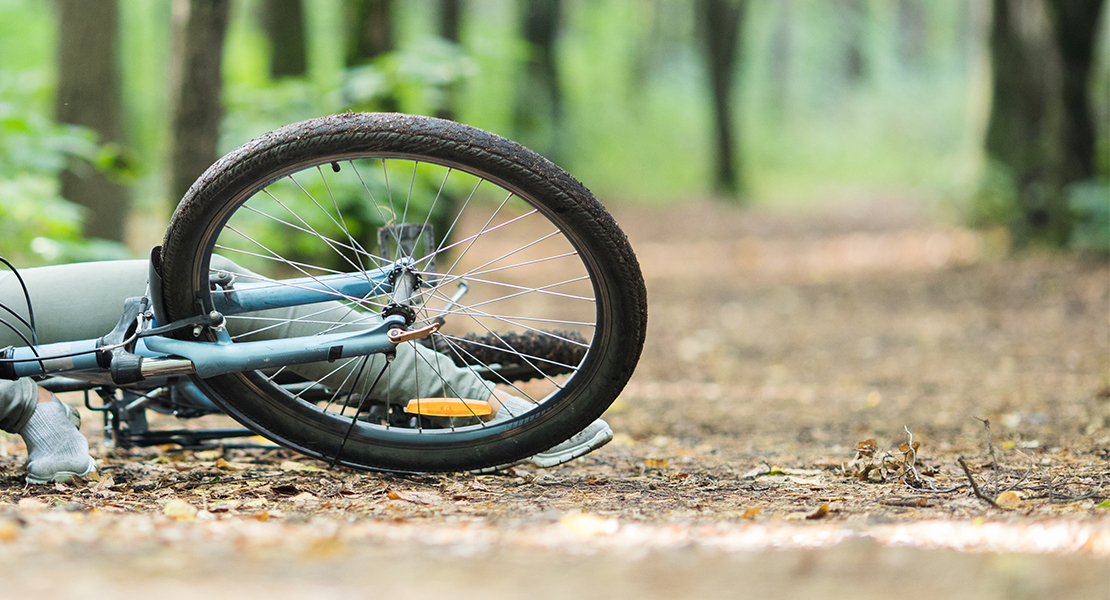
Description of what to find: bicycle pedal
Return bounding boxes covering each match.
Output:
[404,398,492,417]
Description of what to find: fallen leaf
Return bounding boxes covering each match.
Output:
[290,492,319,505]
[740,465,772,479]
[0,519,19,541]
[644,458,669,468]
[741,506,763,519]
[805,503,830,520]
[898,441,921,454]
[280,461,325,472]
[215,458,239,471]
[163,499,198,520]
[91,474,115,492]
[208,500,240,513]
[386,490,441,505]
[781,468,822,477]
[271,484,300,495]
[996,491,1022,506]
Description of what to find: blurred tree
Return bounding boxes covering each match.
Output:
[262,0,307,79]
[697,0,746,198]
[54,0,130,242]
[981,0,1105,245]
[768,0,793,120]
[1046,0,1104,183]
[168,0,230,206]
[514,0,563,160]
[435,0,461,121]
[896,0,927,70]
[345,0,399,112]
[838,0,868,85]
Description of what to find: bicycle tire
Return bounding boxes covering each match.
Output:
[158,113,647,472]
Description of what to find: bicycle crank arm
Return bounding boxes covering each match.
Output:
[387,322,440,344]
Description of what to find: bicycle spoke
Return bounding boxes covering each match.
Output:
[214,157,594,432]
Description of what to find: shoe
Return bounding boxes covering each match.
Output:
[23,399,97,485]
[25,457,97,485]
[472,393,614,473]
[526,418,613,468]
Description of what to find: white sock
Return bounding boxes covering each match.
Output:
[19,397,96,484]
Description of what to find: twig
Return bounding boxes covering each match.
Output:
[903,480,966,493]
[975,417,998,495]
[881,497,933,508]
[902,425,923,483]
[1029,475,1109,502]
[957,456,999,509]
[998,462,1035,494]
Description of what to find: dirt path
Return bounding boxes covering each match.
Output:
[0,199,1106,598]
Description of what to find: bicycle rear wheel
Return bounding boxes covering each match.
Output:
[158,113,646,472]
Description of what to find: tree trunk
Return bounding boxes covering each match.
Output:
[982,0,1105,245]
[1045,0,1104,182]
[896,0,926,70]
[435,0,461,121]
[168,0,230,206]
[54,0,129,243]
[514,0,563,160]
[262,0,307,79]
[698,0,745,198]
[345,0,398,112]
[768,0,792,120]
[838,0,868,85]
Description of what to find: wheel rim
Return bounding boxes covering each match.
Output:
[190,154,607,452]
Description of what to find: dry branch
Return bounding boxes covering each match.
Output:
[957,457,1000,509]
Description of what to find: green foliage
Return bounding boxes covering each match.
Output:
[1067,179,1110,255]
[968,162,1110,254]
[217,4,477,270]
[351,39,475,115]
[0,72,131,265]
[1,0,1104,261]
[967,160,1022,231]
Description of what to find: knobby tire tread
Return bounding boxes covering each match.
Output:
[159,113,647,472]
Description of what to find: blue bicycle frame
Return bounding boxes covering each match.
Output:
[1,265,416,381]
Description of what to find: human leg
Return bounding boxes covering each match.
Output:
[0,258,605,474]
[0,261,144,483]
[0,258,492,404]
[0,378,95,484]
[20,386,96,484]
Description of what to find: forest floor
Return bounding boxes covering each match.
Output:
[0,199,1107,599]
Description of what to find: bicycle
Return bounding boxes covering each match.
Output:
[3,113,648,474]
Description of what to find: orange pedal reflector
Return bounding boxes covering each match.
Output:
[404,398,492,417]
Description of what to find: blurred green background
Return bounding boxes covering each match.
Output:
[0,0,1106,265]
